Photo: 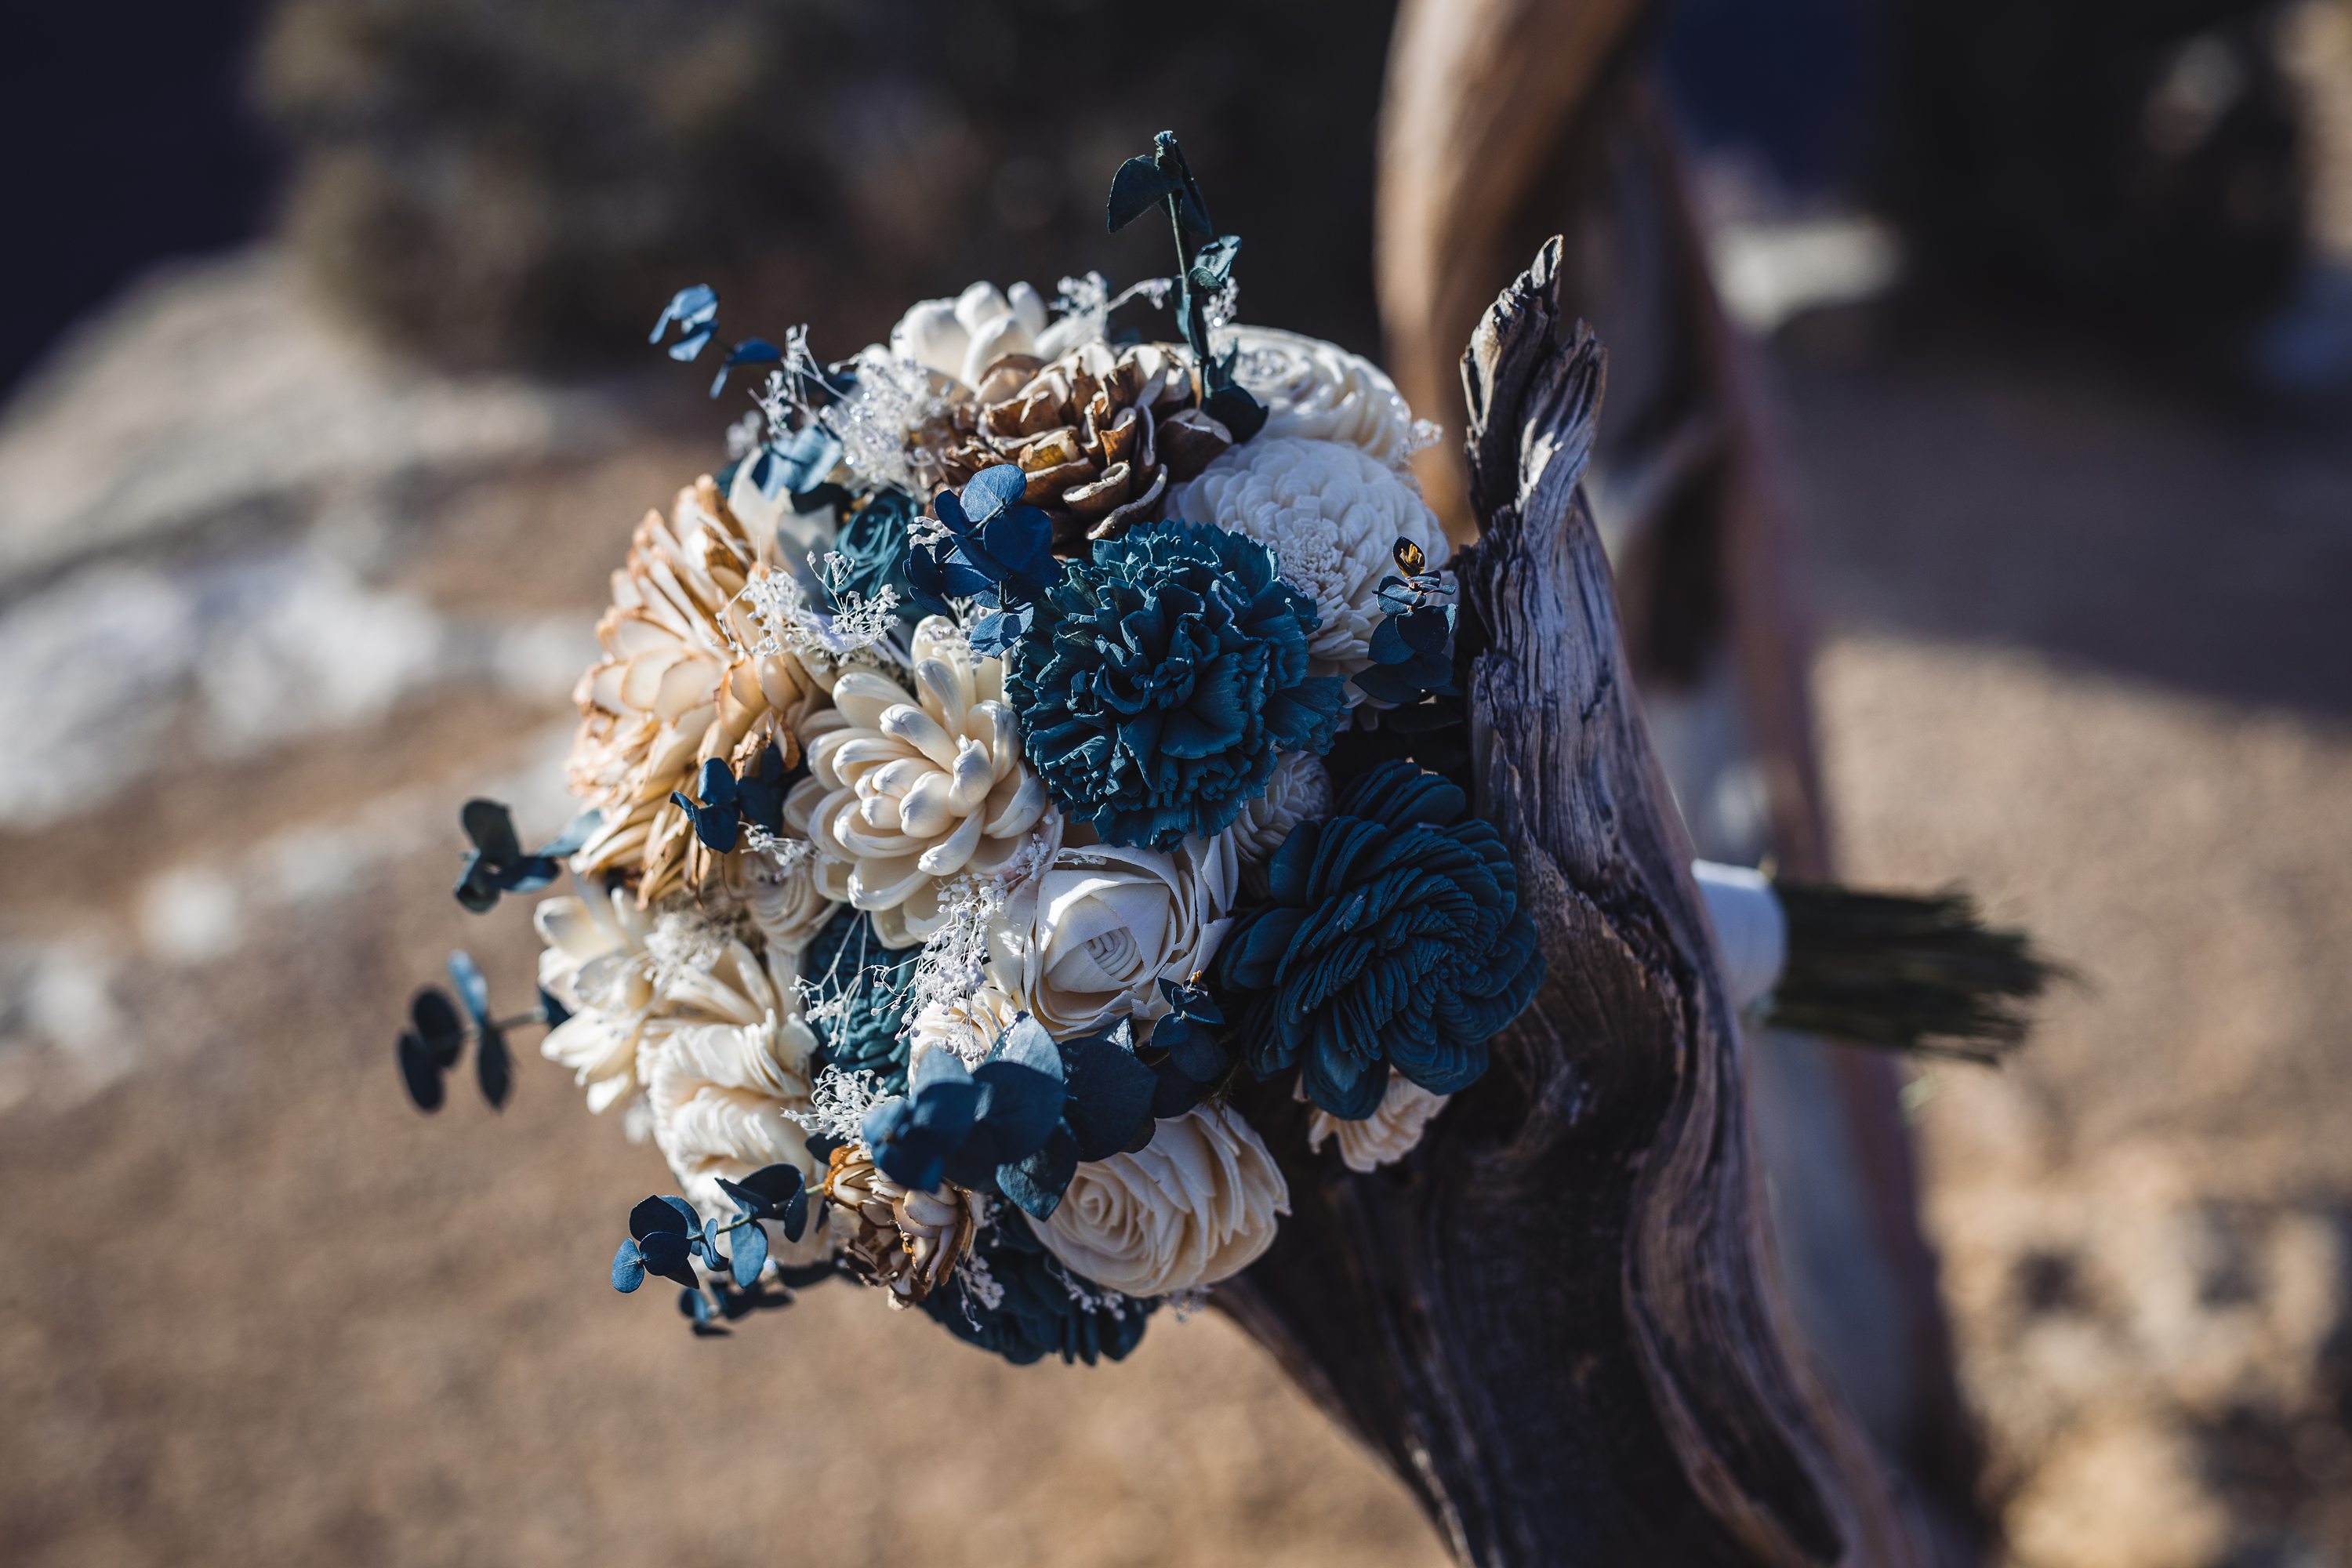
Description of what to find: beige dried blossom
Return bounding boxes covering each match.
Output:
[822,1144,982,1307]
[937,341,1234,549]
[566,476,826,904]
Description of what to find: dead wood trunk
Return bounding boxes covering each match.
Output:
[1216,242,1926,1567]
[1370,4,1988,1553]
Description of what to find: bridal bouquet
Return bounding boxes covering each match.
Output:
[398,135,1544,1363]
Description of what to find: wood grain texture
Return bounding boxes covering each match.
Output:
[1217,241,1926,1566]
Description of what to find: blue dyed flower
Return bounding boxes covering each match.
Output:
[802,908,921,1094]
[908,466,1060,653]
[920,1210,1156,1367]
[1008,520,1345,850]
[823,489,924,629]
[1215,760,1544,1120]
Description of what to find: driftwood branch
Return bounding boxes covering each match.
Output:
[1374,9,1984,1546]
[1218,242,1926,1566]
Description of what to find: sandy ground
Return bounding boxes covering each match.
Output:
[0,252,2347,1566]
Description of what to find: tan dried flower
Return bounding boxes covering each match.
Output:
[567,476,826,904]
[938,342,1234,549]
[822,1145,982,1307]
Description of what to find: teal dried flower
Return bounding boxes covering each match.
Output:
[1215,760,1544,1120]
[802,908,920,1094]
[1008,520,1344,850]
[920,1210,1155,1367]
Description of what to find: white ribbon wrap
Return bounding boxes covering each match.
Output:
[1692,859,1788,1014]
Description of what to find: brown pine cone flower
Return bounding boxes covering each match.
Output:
[822,1145,982,1308]
[939,342,1234,550]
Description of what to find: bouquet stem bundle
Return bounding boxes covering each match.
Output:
[1765,880,2062,1063]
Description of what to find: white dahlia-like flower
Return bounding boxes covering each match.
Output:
[568,477,825,903]
[792,615,1049,949]
[535,885,660,1113]
[987,833,1237,1038]
[539,888,831,1264]
[535,893,797,1100]
[1222,750,1331,898]
[644,1006,831,1269]
[906,980,1023,1073]
[887,280,1093,390]
[1305,1072,1451,1174]
[1172,436,1451,700]
[1035,1102,1290,1298]
[1218,325,1424,470]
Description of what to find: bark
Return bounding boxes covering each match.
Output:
[1217,241,1926,1567]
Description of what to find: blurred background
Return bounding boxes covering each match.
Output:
[2,2,2350,1564]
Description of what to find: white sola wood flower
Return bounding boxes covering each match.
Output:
[537,887,832,1263]
[790,615,1049,949]
[645,1004,832,1269]
[1036,1102,1290,1298]
[906,979,1023,1073]
[1305,1072,1451,1174]
[1217,324,1425,470]
[1171,436,1451,701]
[888,280,1094,390]
[987,833,1237,1038]
[1221,750,1331,898]
[535,886,662,1112]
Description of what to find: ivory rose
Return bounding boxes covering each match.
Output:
[988,833,1238,1037]
[1035,1102,1290,1298]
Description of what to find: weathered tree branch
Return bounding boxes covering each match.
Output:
[1218,242,1926,1566]
[1374,9,1984,1545]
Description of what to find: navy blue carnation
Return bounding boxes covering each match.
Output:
[920,1210,1155,1367]
[1215,760,1544,1120]
[1007,520,1345,850]
[803,908,920,1094]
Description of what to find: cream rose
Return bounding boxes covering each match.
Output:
[988,833,1237,1037]
[1035,1102,1290,1297]
[1217,324,1424,470]
[1305,1072,1450,1174]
